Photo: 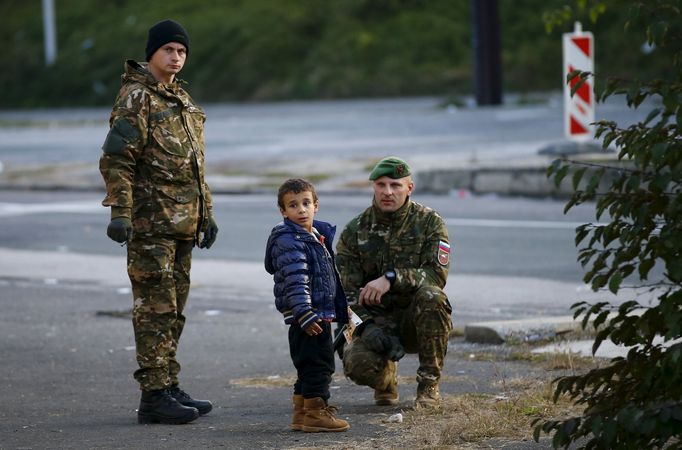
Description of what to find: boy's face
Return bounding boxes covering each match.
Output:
[280,191,318,232]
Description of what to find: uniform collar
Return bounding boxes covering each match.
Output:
[123,60,186,95]
[372,197,411,224]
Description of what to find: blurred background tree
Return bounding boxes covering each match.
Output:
[0,0,673,107]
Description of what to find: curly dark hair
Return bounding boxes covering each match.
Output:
[277,178,318,209]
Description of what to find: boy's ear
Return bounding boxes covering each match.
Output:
[279,207,286,218]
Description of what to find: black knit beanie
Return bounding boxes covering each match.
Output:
[145,19,190,61]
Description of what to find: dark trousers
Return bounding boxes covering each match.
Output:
[288,321,335,401]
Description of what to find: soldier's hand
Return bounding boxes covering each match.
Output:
[359,276,391,306]
[106,217,132,243]
[360,323,392,354]
[199,216,219,249]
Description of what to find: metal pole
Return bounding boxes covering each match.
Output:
[470,0,502,105]
[42,0,57,66]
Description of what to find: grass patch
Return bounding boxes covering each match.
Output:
[342,180,372,189]
[379,379,583,448]
[2,165,61,180]
[264,172,332,184]
[508,348,601,372]
[230,374,298,389]
[0,119,104,128]
[362,159,382,172]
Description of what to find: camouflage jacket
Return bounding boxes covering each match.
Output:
[99,60,213,241]
[336,198,450,322]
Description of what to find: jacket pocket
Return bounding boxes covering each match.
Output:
[156,184,199,204]
[185,106,206,147]
[150,108,189,157]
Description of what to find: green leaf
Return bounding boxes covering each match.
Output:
[593,311,610,328]
[554,165,570,188]
[575,225,590,246]
[649,20,668,45]
[571,78,587,97]
[586,168,605,194]
[608,272,623,294]
[651,142,669,164]
[644,108,661,125]
[592,328,610,355]
[572,167,588,190]
[627,81,641,107]
[602,418,617,444]
[566,69,581,85]
[667,258,682,283]
[546,158,562,177]
[639,258,655,279]
[592,274,608,292]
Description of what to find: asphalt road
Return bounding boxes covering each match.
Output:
[0,189,603,449]
[1,92,647,448]
[1,266,544,450]
[0,190,593,282]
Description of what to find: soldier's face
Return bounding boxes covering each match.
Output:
[148,42,187,83]
[280,190,319,232]
[373,176,414,213]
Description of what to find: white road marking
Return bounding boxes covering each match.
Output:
[0,201,102,217]
[444,217,595,229]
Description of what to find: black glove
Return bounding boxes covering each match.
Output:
[386,335,406,361]
[199,216,218,249]
[360,323,393,354]
[360,323,406,362]
[106,217,132,243]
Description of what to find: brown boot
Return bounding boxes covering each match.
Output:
[374,384,399,406]
[373,358,399,406]
[302,397,350,432]
[291,394,304,431]
[415,382,441,409]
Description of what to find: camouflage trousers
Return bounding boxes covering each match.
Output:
[343,285,452,390]
[127,234,194,391]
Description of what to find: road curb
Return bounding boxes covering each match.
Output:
[464,315,582,344]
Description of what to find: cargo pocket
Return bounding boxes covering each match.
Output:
[150,108,188,157]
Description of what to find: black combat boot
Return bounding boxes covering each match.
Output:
[138,389,199,424]
[169,385,213,415]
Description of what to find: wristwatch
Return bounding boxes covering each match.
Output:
[384,270,396,286]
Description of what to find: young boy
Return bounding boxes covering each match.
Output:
[264,178,350,432]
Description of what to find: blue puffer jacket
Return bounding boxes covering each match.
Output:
[265,218,349,329]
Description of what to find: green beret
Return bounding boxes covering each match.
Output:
[369,156,412,181]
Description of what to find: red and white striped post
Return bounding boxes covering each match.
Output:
[563,22,594,141]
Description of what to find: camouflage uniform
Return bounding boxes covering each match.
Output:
[336,198,452,392]
[99,60,213,391]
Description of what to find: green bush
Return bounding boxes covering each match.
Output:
[538,1,682,448]
[0,0,675,107]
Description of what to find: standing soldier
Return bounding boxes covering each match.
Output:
[99,19,219,425]
[336,156,452,409]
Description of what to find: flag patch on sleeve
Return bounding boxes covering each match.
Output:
[437,241,450,266]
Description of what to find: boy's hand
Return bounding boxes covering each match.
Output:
[304,321,323,336]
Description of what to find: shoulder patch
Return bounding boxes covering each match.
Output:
[102,116,141,154]
[437,240,450,266]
